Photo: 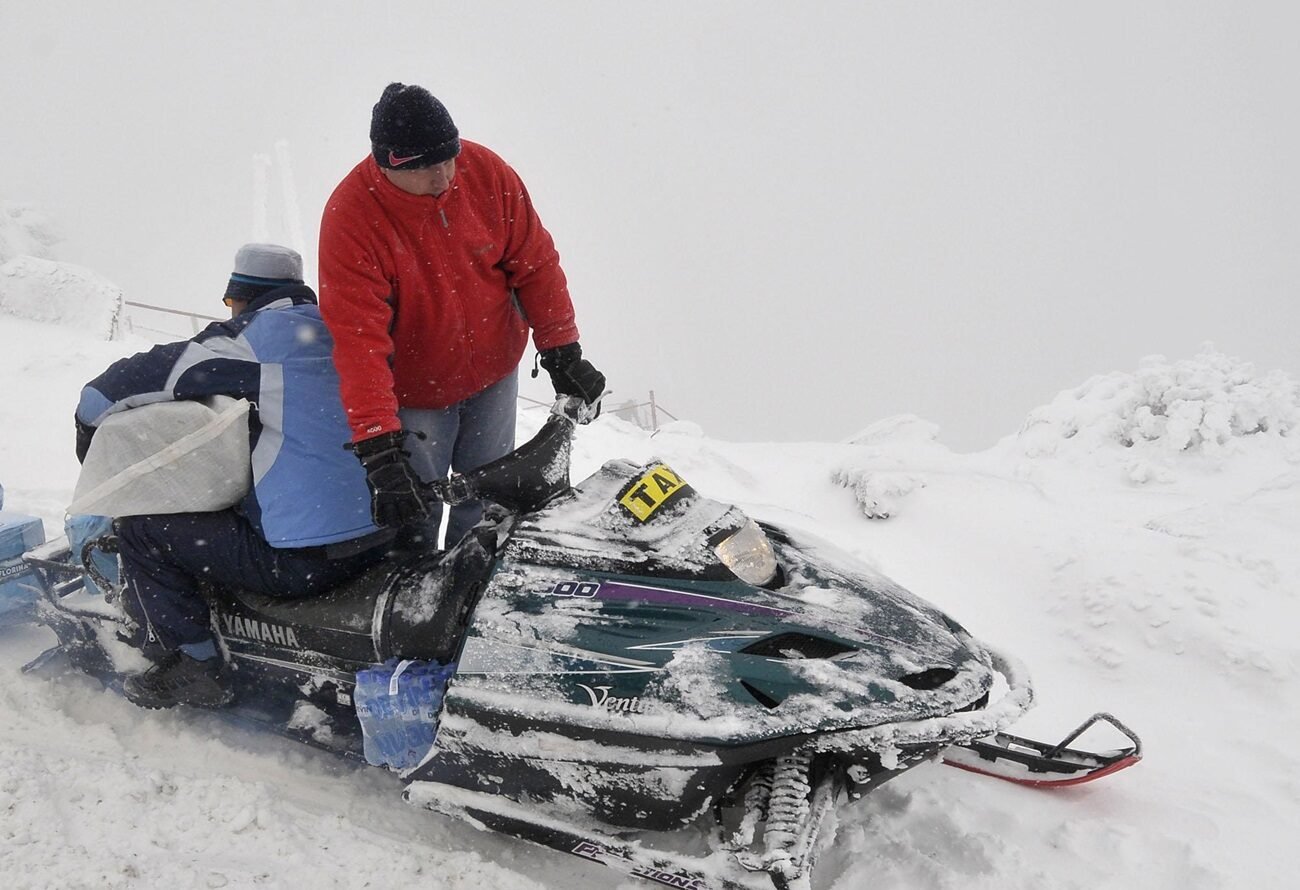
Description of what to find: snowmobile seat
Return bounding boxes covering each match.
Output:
[205,528,496,669]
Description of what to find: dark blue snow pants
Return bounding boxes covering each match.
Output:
[116,511,386,658]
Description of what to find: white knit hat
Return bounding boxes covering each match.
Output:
[225,243,303,301]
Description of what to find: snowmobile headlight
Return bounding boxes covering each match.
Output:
[714,520,779,587]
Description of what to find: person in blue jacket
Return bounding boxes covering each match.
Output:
[75,243,397,709]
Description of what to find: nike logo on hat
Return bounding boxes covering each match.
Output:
[388,150,425,167]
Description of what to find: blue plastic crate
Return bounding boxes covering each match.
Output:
[0,512,46,622]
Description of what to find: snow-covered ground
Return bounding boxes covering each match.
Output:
[2,255,1298,888]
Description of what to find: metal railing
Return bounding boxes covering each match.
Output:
[121,302,680,431]
[122,301,222,339]
[608,391,678,430]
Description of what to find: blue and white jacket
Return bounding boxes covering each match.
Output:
[76,285,384,550]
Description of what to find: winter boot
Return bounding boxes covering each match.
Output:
[123,651,234,709]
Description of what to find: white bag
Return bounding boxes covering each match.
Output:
[70,397,253,517]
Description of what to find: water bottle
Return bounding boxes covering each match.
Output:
[355,659,455,769]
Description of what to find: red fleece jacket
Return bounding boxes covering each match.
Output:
[318,141,579,441]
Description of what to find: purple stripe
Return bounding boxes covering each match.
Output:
[597,581,792,618]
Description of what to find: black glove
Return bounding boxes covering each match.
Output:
[538,343,606,406]
[75,417,96,464]
[350,431,430,528]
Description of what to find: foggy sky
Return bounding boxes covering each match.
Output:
[3,2,1297,450]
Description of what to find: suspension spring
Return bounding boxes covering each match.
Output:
[762,753,813,855]
[732,762,775,848]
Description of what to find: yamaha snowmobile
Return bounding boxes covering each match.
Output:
[22,397,1140,890]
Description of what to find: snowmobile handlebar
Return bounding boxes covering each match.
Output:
[552,393,602,426]
[425,396,591,511]
[80,534,120,602]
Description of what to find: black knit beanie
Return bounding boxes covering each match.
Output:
[370,83,461,170]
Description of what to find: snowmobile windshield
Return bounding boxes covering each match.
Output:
[711,519,779,587]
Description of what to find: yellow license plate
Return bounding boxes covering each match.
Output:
[618,464,692,522]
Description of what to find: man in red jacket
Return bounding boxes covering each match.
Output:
[319,83,604,548]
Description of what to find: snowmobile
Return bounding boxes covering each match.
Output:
[22,396,1141,890]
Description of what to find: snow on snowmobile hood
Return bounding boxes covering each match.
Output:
[446,458,1001,748]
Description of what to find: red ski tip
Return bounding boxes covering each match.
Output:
[943,751,1142,788]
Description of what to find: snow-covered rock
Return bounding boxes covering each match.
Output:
[1008,347,1300,483]
[0,255,124,339]
[830,467,926,519]
[845,413,942,447]
[0,201,124,339]
[831,415,950,519]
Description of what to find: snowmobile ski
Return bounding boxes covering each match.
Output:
[942,712,1142,787]
[406,781,761,890]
